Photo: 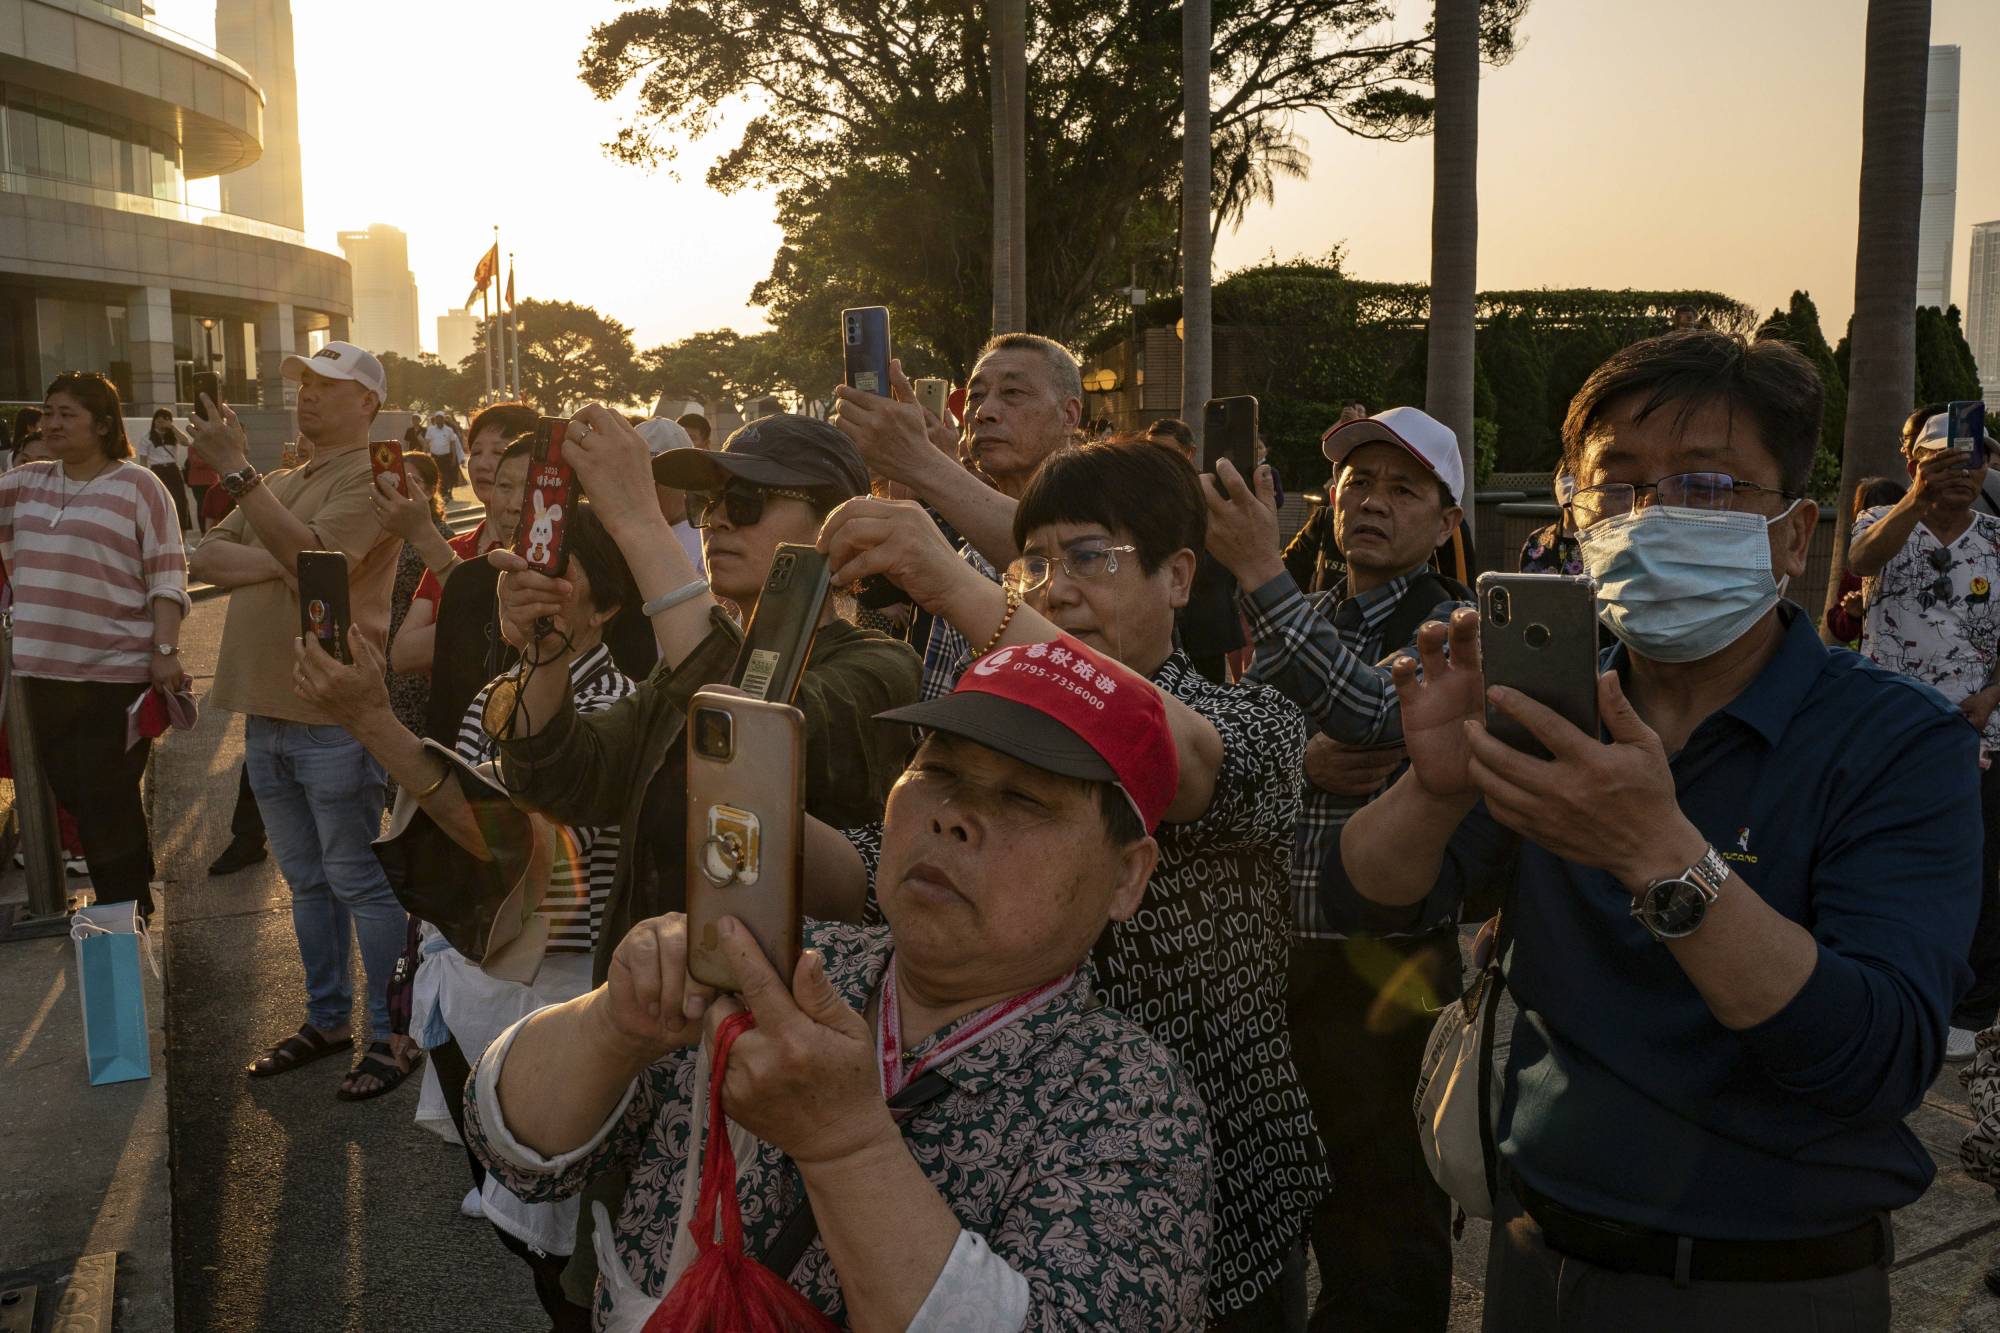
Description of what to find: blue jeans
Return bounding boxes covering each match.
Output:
[243,715,406,1038]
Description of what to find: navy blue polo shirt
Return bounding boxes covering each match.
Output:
[1332,606,1981,1239]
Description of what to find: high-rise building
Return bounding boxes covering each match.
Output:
[1969,222,2000,393]
[215,0,305,232]
[337,224,422,359]
[1916,45,1960,312]
[437,307,476,369]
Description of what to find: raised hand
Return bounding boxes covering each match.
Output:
[560,406,662,536]
[818,496,985,615]
[598,913,713,1063]
[1389,609,1485,800]
[488,547,575,658]
[1202,458,1284,587]
[188,397,250,476]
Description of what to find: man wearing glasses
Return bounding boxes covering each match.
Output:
[1332,331,1978,1331]
[1849,404,2000,1061]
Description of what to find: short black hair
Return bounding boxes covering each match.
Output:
[1012,439,1204,573]
[1560,331,1824,494]
[45,372,131,460]
[1853,474,1907,520]
[499,434,534,465]
[1096,780,1144,845]
[565,501,636,617]
[470,401,538,446]
[677,412,711,442]
[12,406,41,448]
[1146,418,1194,450]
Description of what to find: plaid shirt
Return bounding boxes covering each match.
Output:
[919,543,1001,701]
[1241,569,1468,939]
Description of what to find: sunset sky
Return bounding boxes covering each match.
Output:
[155,0,2000,360]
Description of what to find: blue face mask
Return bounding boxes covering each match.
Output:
[1575,503,1798,663]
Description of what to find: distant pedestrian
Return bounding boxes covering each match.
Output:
[425,412,463,493]
[139,408,193,534]
[1823,476,1906,647]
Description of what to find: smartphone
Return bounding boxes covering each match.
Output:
[842,306,892,397]
[685,692,806,992]
[1477,573,1600,758]
[297,550,352,665]
[192,371,222,422]
[1949,400,1987,471]
[513,417,576,578]
[1202,395,1259,497]
[913,376,950,422]
[368,439,406,496]
[731,544,832,703]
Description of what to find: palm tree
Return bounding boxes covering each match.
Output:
[990,0,1027,335]
[1180,0,1212,439]
[1425,0,1479,538]
[1822,0,1932,636]
[1212,117,1312,243]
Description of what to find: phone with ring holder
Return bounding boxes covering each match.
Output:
[684,691,806,992]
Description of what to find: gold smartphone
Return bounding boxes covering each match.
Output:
[913,377,950,422]
[685,691,806,992]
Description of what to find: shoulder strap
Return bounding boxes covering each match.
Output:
[762,1069,954,1279]
[1376,571,1474,662]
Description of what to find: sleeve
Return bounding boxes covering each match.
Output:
[1240,571,1400,743]
[132,468,191,611]
[842,822,886,927]
[1823,574,1863,642]
[1849,506,1889,542]
[920,616,973,703]
[412,568,442,612]
[1280,507,1325,591]
[200,501,251,548]
[306,474,393,566]
[0,468,19,558]
[1322,798,1521,935]
[990,1041,1213,1332]
[462,1011,680,1204]
[797,638,921,822]
[1180,681,1304,854]
[1733,709,1982,1126]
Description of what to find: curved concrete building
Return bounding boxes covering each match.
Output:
[0,0,348,421]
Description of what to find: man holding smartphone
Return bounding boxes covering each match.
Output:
[1848,403,2000,1060]
[1335,332,1978,1331]
[1201,404,1470,1332]
[189,341,414,1101]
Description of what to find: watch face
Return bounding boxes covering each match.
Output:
[1646,879,1709,937]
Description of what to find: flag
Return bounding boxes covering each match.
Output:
[471,242,499,295]
[505,263,515,309]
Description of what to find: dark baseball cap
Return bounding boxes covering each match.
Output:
[652,412,868,499]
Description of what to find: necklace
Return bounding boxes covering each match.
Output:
[54,459,114,524]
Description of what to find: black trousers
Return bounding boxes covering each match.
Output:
[229,763,265,839]
[22,677,154,915]
[1288,931,1459,1333]
[149,463,191,531]
[1955,761,2000,1028]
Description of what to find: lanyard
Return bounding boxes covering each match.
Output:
[874,956,1076,1103]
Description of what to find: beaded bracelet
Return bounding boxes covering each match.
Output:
[974,587,1023,658]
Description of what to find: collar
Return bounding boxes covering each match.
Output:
[566,641,615,689]
[1332,569,1427,629]
[1604,604,1826,748]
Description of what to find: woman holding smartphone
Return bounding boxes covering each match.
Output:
[0,372,189,918]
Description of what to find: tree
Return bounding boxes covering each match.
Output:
[477,298,639,413]
[1425,0,1480,530]
[1478,311,1551,468]
[1180,0,1213,436]
[582,0,1529,373]
[637,327,842,408]
[1759,291,1846,500]
[378,351,477,413]
[991,0,1027,334]
[1824,0,1932,638]
[1914,304,1983,406]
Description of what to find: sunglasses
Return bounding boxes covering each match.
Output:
[1928,545,1956,600]
[687,484,817,530]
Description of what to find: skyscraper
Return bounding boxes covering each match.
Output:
[1970,222,2000,393]
[1916,45,1961,313]
[437,307,477,368]
[337,224,422,358]
[215,0,306,232]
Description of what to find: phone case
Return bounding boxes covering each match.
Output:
[297,550,352,665]
[514,420,575,577]
[368,440,406,495]
[731,544,832,703]
[685,693,806,992]
[842,306,892,397]
[1476,573,1600,757]
[192,372,222,422]
[1950,400,1987,471]
[1202,396,1259,495]
[914,377,950,421]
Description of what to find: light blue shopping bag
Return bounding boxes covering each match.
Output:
[71,902,156,1086]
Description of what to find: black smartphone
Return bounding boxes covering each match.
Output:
[1477,573,1600,758]
[297,550,352,665]
[1202,395,1259,498]
[730,544,832,703]
[842,306,892,398]
[513,417,576,578]
[192,370,222,422]
[1949,400,1987,472]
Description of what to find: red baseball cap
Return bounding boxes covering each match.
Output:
[878,635,1178,833]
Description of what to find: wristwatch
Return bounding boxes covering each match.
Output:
[1631,845,1730,940]
[153,643,178,658]
[221,464,260,498]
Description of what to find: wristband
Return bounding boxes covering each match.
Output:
[642,578,709,617]
[974,587,1023,659]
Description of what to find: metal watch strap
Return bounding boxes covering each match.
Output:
[222,464,260,497]
[1685,845,1730,897]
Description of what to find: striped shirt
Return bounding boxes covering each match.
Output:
[0,459,190,683]
[457,643,633,954]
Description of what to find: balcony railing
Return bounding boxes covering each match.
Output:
[42,0,262,93]
[0,169,338,254]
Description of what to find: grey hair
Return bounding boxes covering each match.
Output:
[974,333,1082,404]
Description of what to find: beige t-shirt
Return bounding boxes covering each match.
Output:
[200,447,398,725]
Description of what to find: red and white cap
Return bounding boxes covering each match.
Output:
[281,341,388,403]
[1321,405,1465,506]
[878,634,1178,833]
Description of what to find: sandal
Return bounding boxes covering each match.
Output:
[246,1024,352,1078]
[336,1041,421,1102]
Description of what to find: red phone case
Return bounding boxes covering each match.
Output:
[368,440,405,496]
[514,422,575,577]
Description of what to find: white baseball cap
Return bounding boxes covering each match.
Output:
[636,417,695,458]
[1912,410,1998,459]
[1321,405,1466,507]
[282,341,387,402]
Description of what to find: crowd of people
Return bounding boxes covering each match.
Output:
[0,319,1994,1333]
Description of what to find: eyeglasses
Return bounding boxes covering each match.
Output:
[687,484,817,530]
[1564,472,1799,529]
[1002,543,1137,596]
[1928,545,1956,600]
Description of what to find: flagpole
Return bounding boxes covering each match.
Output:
[481,285,494,405]
[507,253,521,405]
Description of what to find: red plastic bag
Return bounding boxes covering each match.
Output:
[642,1011,839,1333]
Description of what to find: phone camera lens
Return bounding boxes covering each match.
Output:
[1525,623,1551,649]
[694,707,733,761]
[1488,588,1511,627]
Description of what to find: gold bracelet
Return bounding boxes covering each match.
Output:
[412,761,451,800]
[974,587,1022,659]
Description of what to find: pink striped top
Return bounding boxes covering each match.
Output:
[0,460,190,682]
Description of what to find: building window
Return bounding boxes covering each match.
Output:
[0,85,185,205]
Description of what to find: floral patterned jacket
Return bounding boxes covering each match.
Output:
[464,920,1215,1331]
